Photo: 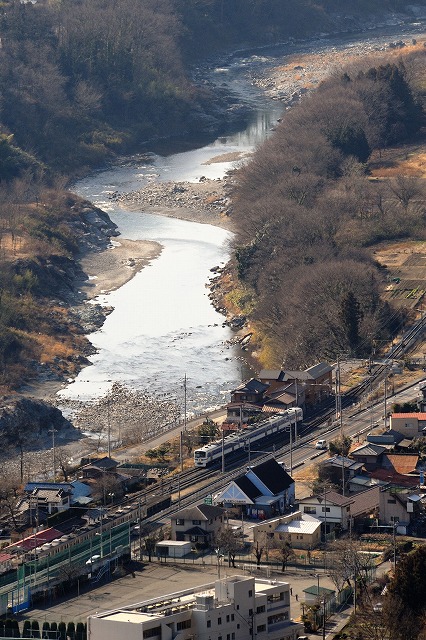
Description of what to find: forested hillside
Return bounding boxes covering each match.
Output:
[230,52,426,368]
[0,0,424,390]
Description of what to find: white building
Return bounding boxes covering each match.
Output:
[88,575,303,640]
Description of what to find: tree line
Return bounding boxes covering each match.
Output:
[230,51,426,367]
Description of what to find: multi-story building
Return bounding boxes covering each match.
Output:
[88,575,304,640]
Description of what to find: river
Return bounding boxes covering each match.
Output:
[61,19,426,418]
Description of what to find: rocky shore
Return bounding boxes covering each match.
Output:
[113,175,235,231]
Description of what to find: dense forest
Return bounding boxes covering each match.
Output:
[0,0,424,388]
[230,51,426,367]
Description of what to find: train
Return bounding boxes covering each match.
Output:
[193,407,303,467]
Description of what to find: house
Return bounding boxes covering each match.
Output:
[252,511,322,550]
[230,379,269,405]
[81,456,119,480]
[262,383,305,413]
[213,458,295,519]
[319,455,364,489]
[259,363,332,406]
[171,504,224,548]
[378,487,425,534]
[348,486,380,533]
[350,443,387,471]
[297,491,354,537]
[87,575,303,640]
[390,413,426,438]
[29,487,71,515]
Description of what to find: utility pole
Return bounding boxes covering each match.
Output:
[384,370,388,429]
[221,429,225,473]
[183,373,187,432]
[107,395,111,458]
[335,355,340,422]
[289,421,293,476]
[49,428,57,480]
[180,430,184,473]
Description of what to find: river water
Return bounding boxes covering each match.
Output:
[62,20,426,416]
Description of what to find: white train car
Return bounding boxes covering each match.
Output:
[194,407,303,467]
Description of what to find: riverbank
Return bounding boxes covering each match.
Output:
[114,175,236,232]
[79,237,162,297]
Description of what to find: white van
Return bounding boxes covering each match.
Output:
[315,439,327,450]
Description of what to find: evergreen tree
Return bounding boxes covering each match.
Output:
[339,290,363,353]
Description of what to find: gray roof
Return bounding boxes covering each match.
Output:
[258,370,286,381]
[350,486,380,517]
[322,455,363,471]
[235,379,269,394]
[351,443,387,457]
[172,503,224,521]
[305,362,333,378]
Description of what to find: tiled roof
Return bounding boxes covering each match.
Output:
[235,379,269,394]
[369,469,418,487]
[350,487,380,517]
[382,454,419,474]
[258,370,285,381]
[305,362,332,378]
[391,413,426,419]
[351,443,387,457]
[172,504,224,521]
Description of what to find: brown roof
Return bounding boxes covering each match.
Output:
[369,469,417,487]
[350,486,380,517]
[382,454,419,474]
[391,413,426,419]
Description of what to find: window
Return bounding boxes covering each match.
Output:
[267,612,289,625]
[175,519,184,526]
[249,609,253,616]
[192,519,201,525]
[231,614,234,621]
[227,635,230,640]
[257,625,266,633]
[248,590,253,597]
[321,507,330,513]
[257,605,265,614]
[388,499,396,504]
[143,627,161,639]
[218,618,222,625]
[226,615,230,622]
[207,621,211,628]
[346,506,351,512]
[176,620,191,631]
[391,516,400,522]
[237,624,240,629]
[232,634,235,640]
[267,593,285,603]
[304,506,316,514]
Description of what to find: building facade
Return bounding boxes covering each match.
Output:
[88,575,303,640]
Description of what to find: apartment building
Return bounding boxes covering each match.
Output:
[88,575,303,640]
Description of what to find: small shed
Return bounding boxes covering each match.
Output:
[303,585,336,607]
[156,540,192,559]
